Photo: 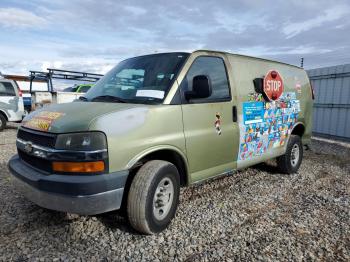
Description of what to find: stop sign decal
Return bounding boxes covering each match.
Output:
[263,70,284,101]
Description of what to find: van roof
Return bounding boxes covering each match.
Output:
[192,49,302,69]
[0,79,13,82]
[125,50,302,69]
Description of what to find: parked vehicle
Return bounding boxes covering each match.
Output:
[76,84,93,93]
[30,89,91,111]
[22,93,32,116]
[8,50,313,234]
[28,84,94,111]
[0,79,24,130]
[63,84,94,93]
[63,86,78,92]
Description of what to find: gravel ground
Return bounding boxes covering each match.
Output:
[0,123,349,261]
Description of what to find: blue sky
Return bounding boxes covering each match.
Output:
[1,0,350,75]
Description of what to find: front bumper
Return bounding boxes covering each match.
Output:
[8,155,129,215]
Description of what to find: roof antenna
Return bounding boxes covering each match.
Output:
[300,57,304,68]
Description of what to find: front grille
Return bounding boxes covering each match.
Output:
[18,149,52,173]
[17,127,57,148]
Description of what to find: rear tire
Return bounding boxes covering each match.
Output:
[277,135,303,174]
[0,114,6,131]
[127,160,180,234]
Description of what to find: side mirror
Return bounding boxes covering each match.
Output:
[185,75,212,100]
[253,78,264,93]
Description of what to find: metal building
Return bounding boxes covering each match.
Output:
[307,64,350,142]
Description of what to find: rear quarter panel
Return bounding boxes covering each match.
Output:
[227,54,313,169]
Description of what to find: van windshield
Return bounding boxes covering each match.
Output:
[84,53,189,104]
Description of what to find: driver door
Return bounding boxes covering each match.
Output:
[180,55,239,182]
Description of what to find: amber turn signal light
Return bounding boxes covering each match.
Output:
[52,161,105,173]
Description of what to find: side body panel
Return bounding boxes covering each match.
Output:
[90,105,187,173]
[227,54,313,169]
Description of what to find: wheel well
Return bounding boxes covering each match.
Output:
[291,123,305,137]
[119,149,188,214]
[134,150,188,187]
[0,110,8,121]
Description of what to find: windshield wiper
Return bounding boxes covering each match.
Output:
[91,95,128,103]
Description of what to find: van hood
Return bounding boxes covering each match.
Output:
[22,102,149,133]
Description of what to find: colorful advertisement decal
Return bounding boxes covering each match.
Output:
[248,93,264,102]
[243,102,264,124]
[23,111,64,132]
[238,92,300,161]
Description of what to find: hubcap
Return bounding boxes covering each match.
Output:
[291,144,300,167]
[153,177,174,220]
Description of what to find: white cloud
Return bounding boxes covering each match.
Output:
[0,56,116,76]
[214,11,271,34]
[0,8,47,28]
[123,6,147,16]
[283,5,350,38]
[1,0,350,74]
[41,61,64,71]
[237,45,332,57]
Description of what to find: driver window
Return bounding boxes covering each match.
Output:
[181,56,231,103]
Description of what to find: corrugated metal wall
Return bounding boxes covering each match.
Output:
[307,64,350,142]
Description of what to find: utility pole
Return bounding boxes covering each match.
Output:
[300,57,304,68]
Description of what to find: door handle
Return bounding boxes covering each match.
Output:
[232,106,237,122]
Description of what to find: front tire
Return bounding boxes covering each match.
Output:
[0,114,6,131]
[277,135,303,174]
[127,160,180,234]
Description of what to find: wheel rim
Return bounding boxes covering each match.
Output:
[153,177,174,220]
[291,144,300,167]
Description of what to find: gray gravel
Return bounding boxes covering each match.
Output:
[0,123,349,261]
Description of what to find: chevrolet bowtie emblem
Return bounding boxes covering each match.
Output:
[24,142,33,154]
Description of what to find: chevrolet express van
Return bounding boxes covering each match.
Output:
[8,50,313,234]
[0,79,25,131]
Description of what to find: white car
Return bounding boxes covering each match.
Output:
[0,79,25,131]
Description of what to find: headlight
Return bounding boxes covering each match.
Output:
[55,132,107,151]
